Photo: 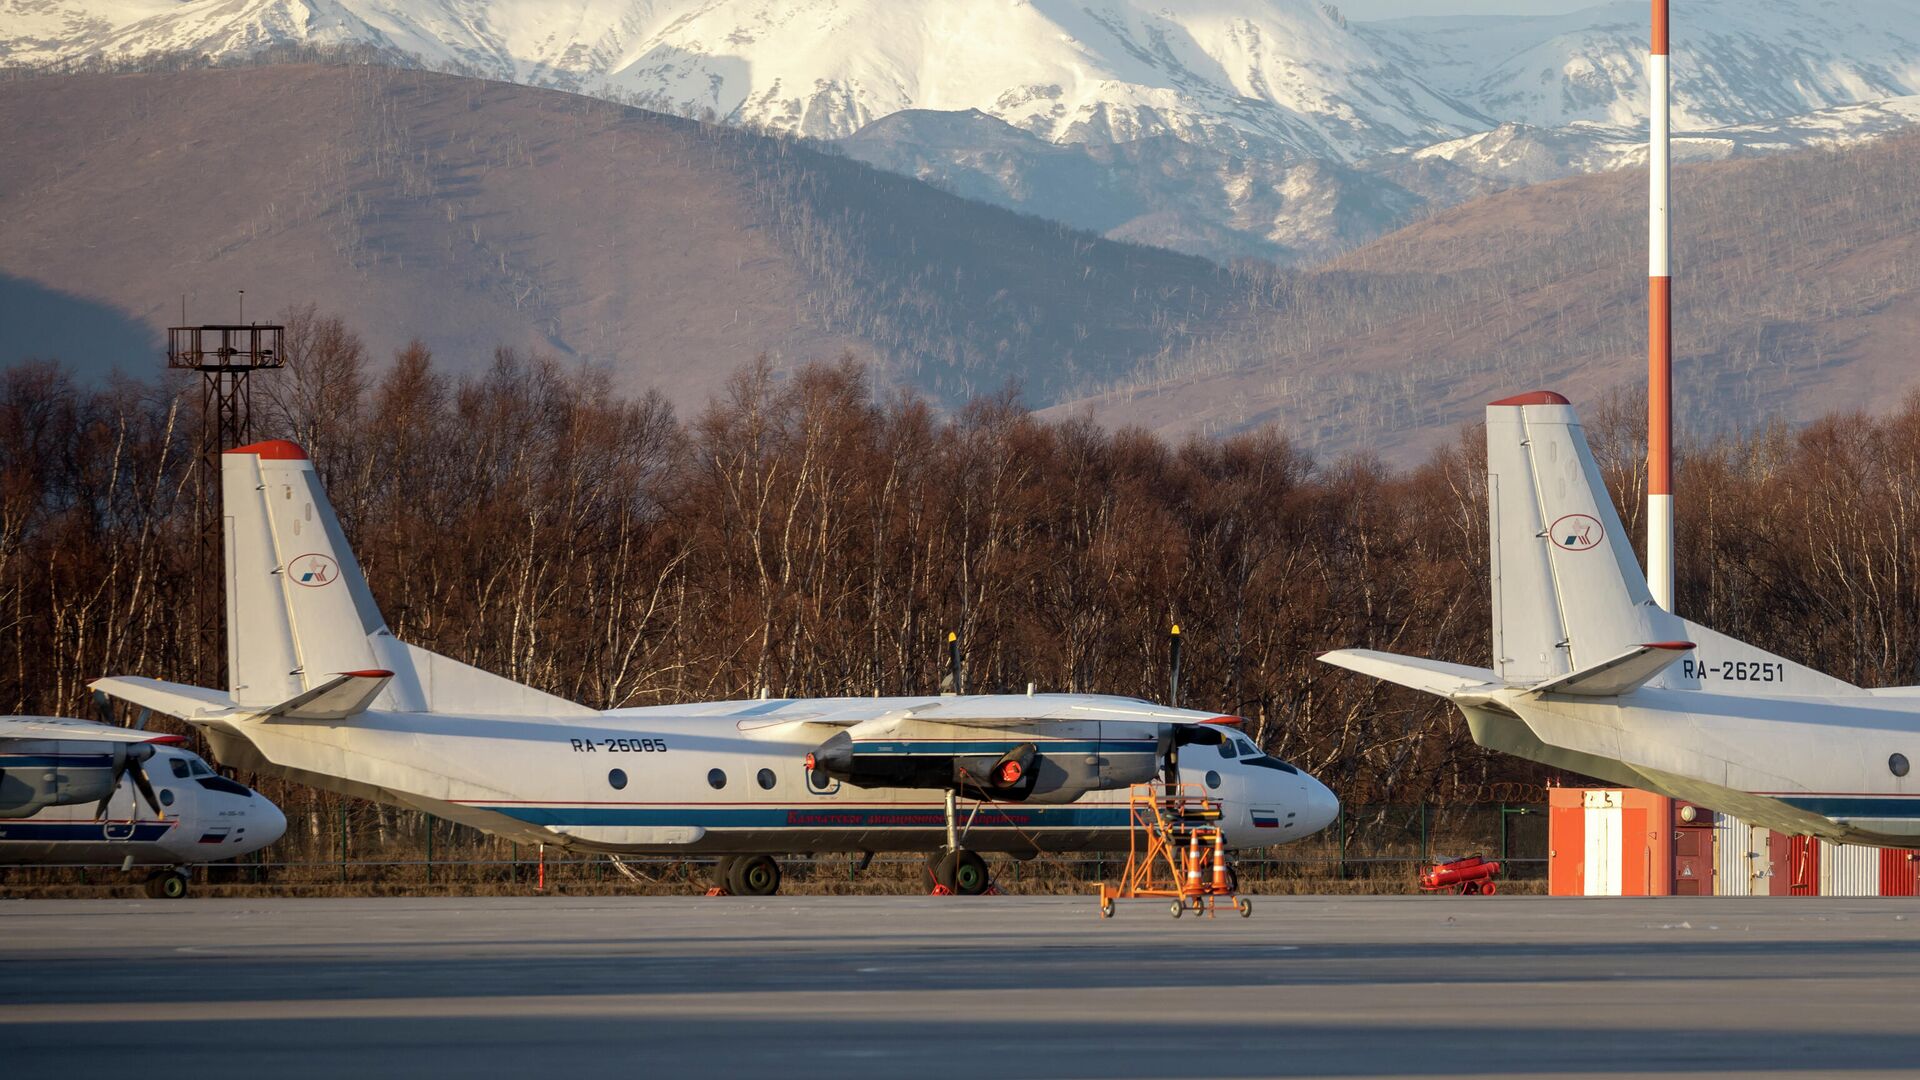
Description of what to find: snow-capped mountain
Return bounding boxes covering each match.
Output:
[5,0,1919,264]
[8,0,1491,162]
[1362,0,1920,131]
[1401,95,1920,185]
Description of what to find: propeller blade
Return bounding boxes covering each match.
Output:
[95,744,132,820]
[1169,624,1183,708]
[128,758,163,818]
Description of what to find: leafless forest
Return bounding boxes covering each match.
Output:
[6,308,1920,816]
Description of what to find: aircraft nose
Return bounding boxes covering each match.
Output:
[1302,775,1340,835]
[251,795,287,851]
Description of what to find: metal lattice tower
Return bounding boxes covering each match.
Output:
[169,325,284,686]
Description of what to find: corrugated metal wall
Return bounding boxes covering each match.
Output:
[1715,815,1758,896]
[1823,841,1882,896]
[1719,813,1901,896]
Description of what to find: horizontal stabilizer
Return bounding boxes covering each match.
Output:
[90,676,235,722]
[1318,649,1504,702]
[259,670,394,720]
[1526,642,1693,697]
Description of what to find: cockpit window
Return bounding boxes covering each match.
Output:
[1217,741,1240,759]
[1240,754,1300,775]
[169,759,191,779]
[188,759,213,777]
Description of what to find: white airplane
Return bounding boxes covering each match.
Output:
[1323,391,1920,848]
[92,440,1339,895]
[1,712,286,896]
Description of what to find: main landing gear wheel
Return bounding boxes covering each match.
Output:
[144,870,189,899]
[927,849,991,895]
[727,855,782,897]
[712,856,737,892]
[950,850,989,895]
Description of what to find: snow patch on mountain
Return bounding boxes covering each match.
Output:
[29,0,1490,163]
[1404,95,1920,184]
[1363,0,1920,131]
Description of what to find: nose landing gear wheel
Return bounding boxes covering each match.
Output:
[950,850,989,895]
[727,855,782,897]
[926,848,991,895]
[144,870,189,899]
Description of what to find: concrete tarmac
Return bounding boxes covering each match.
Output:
[4,894,1920,1078]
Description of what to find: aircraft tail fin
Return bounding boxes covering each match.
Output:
[1485,393,1685,683]
[1484,393,1866,697]
[222,441,590,717]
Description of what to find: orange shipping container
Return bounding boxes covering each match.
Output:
[1548,787,1676,896]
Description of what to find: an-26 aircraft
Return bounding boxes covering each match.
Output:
[1,712,286,896]
[1324,392,1920,847]
[95,440,1338,895]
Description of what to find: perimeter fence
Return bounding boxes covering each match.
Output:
[6,803,1546,896]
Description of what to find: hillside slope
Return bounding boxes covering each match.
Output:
[1048,132,1920,460]
[0,64,1244,406]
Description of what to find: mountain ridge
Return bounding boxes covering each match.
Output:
[10,0,1916,265]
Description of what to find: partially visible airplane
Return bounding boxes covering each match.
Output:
[1,713,286,896]
[93,440,1340,896]
[1323,391,1920,847]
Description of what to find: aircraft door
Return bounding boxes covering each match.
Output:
[100,773,138,841]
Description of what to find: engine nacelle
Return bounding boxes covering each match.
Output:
[0,741,146,818]
[804,729,1160,803]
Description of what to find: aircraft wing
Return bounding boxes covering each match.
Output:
[0,716,184,743]
[736,694,1238,739]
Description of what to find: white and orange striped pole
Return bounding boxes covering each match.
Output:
[1647,0,1674,611]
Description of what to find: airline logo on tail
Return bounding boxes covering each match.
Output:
[1550,514,1603,551]
[289,553,339,587]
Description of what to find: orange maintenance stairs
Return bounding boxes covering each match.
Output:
[1094,783,1251,918]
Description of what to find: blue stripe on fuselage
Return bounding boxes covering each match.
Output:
[1776,795,1920,819]
[0,821,173,842]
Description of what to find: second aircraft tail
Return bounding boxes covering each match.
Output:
[222,441,589,717]
[1484,392,1683,684]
